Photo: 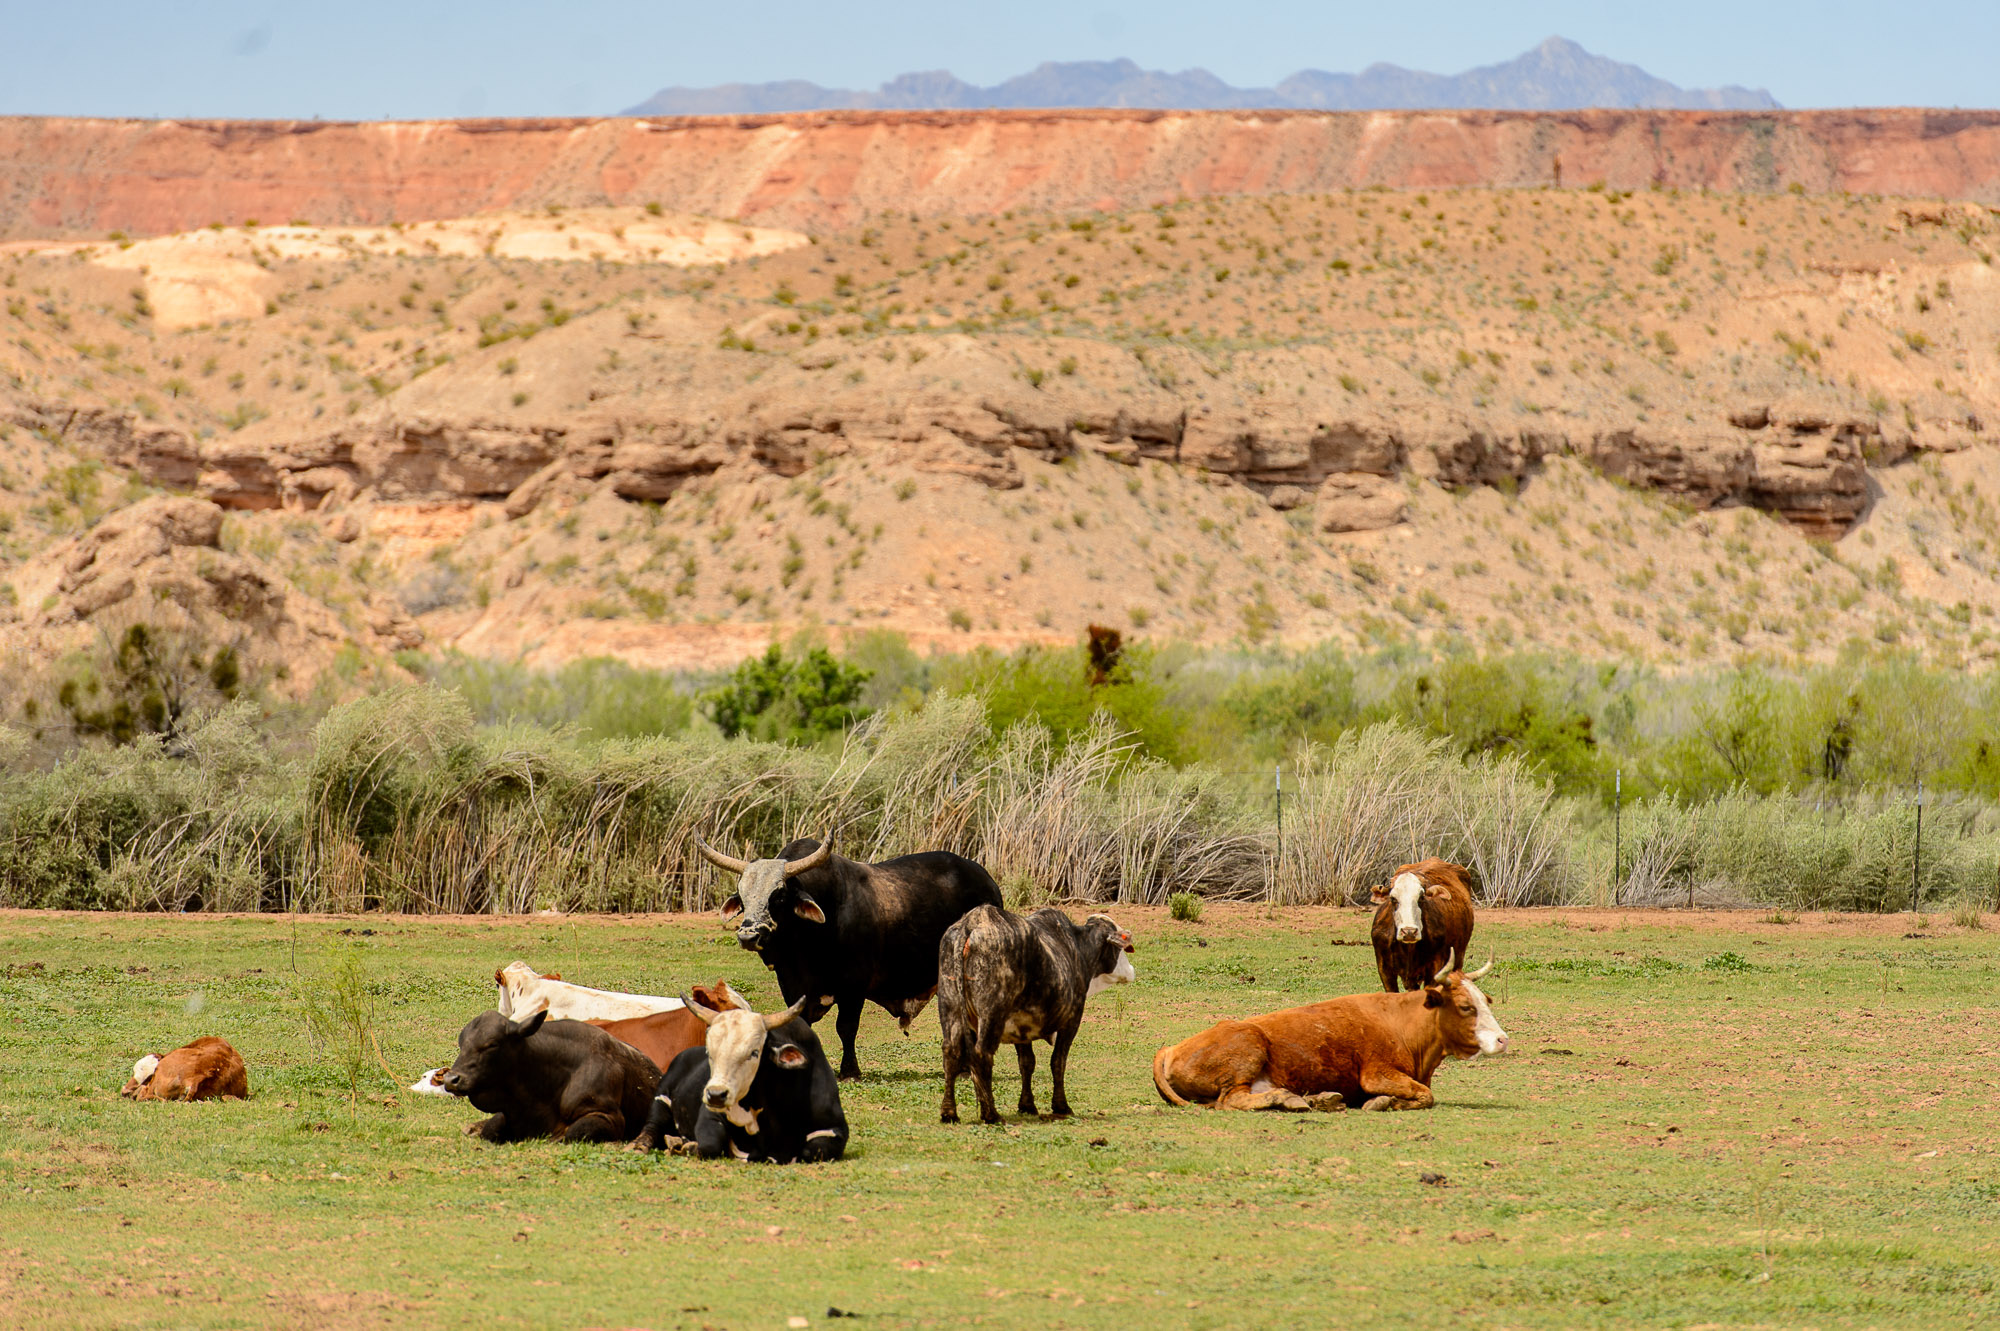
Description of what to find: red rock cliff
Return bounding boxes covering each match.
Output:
[5,107,2000,238]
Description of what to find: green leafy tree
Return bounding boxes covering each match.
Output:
[53,622,242,747]
[704,645,871,744]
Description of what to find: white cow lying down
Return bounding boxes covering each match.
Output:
[494,960,684,1022]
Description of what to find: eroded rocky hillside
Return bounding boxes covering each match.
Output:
[5,185,2000,689]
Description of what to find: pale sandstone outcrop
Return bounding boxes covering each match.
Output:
[1315,474,1410,533]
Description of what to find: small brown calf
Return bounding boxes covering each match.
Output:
[121,1037,250,1102]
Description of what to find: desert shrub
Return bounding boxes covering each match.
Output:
[704,644,870,744]
[1390,654,1607,799]
[408,652,694,740]
[933,640,1190,762]
[1168,891,1204,922]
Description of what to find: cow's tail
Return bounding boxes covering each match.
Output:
[1152,1043,1192,1107]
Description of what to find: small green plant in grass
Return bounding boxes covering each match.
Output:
[295,940,383,1117]
[1952,899,1986,930]
[1169,891,1203,923]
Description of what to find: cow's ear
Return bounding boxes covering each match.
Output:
[1423,883,1449,899]
[720,894,744,921]
[792,892,826,925]
[1422,985,1445,1008]
[773,1043,808,1069]
[510,1007,549,1039]
[1368,884,1389,904]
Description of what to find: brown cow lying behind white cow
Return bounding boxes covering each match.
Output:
[1152,956,1505,1112]
[122,1037,249,1102]
[937,906,1135,1124]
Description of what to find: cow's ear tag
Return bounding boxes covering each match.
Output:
[721,894,745,920]
[775,1044,807,1069]
[793,895,826,925]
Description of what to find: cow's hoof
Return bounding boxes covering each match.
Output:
[1362,1096,1397,1112]
[462,1122,484,1136]
[1306,1093,1346,1113]
[940,1111,959,1125]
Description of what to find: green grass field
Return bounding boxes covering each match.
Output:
[1,905,1996,1330]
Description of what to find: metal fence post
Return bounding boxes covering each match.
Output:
[1913,778,1924,916]
[1272,763,1283,907]
[1612,768,1622,907]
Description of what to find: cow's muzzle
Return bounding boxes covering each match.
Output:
[442,1072,470,1096]
[735,925,767,951]
[1397,927,1420,943]
[703,1085,729,1110]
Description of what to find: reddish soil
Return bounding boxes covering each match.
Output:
[6,107,2000,239]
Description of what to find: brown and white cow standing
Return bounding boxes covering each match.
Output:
[1151,957,1505,1112]
[1370,858,1476,993]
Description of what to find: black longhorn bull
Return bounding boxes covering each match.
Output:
[697,834,1004,1079]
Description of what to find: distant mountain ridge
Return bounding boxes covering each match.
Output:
[626,37,1779,116]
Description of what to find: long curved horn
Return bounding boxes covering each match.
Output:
[696,839,751,875]
[1465,955,1494,981]
[783,836,834,878]
[1432,948,1458,983]
[763,994,810,1029]
[683,991,723,1027]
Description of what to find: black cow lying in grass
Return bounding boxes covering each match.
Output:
[443,1009,661,1144]
[936,905,1136,1125]
[627,992,848,1163]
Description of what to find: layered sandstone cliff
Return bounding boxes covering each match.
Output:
[5,107,2000,239]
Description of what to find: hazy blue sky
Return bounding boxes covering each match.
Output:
[2,1,1990,119]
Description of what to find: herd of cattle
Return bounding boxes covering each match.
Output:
[120,842,1508,1162]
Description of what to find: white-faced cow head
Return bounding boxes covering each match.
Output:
[698,836,834,952]
[685,990,811,1130]
[1083,915,1138,997]
[1424,952,1508,1059]
[1371,870,1440,944]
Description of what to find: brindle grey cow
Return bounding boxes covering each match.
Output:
[936,905,1135,1125]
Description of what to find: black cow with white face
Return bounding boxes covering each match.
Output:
[627,992,848,1163]
[697,835,1004,1080]
[443,1009,661,1144]
[936,905,1136,1125]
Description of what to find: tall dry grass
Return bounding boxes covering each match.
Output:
[6,689,1999,915]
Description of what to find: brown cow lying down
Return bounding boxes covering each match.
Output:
[121,1037,250,1102]
[1152,958,1505,1112]
[586,980,749,1072]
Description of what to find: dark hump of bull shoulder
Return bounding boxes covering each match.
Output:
[832,851,1004,931]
